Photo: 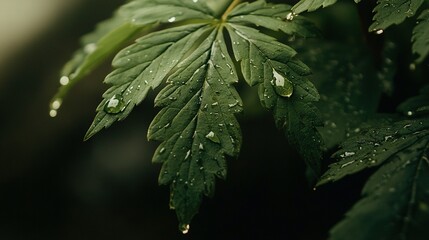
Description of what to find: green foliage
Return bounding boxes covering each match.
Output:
[412,9,429,62]
[330,137,429,240]
[51,0,429,237]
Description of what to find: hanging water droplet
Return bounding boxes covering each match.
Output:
[407,111,414,116]
[180,224,190,234]
[59,76,70,86]
[51,99,62,110]
[168,17,176,22]
[49,109,57,118]
[104,94,125,114]
[375,29,384,35]
[272,68,293,97]
[205,131,220,143]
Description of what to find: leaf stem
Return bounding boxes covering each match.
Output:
[221,0,242,22]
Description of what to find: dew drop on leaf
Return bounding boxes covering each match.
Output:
[49,110,57,118]
[375,29,384,35]
[180,224,190,234]
[59,76,70,86]
[104,94,125,114]
[84,43,97,54]
[205,131,220,143]
[272,68,293,97]
[168,17,176,23]
[286,12,295,21]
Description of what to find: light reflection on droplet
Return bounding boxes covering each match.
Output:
[375,29,384,35]
[168,17,176,22]
[84,43,97,54]
[49,109,57,118]
[59,76,70,86]
[51,99,62,110]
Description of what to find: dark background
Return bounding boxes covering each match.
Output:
[0,0,417,239]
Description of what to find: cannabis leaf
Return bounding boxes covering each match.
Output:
[412,9,429,63]
[50,0,324,231]
[369,0,424,32]
[327,121,429,240]
[319,86,429,239]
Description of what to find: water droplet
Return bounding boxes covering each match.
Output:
[168,17,176,22]
[185,150,191,160]
[49,109,57,118]
[84,43,97,54]
[375,29,384,35]
[407,111,414,116]
[409,63,416,71]
[104,94,125,114]
[59,76,70,86]
[286,12,295,21]
[340,152,355,158]
[51,99,62,110]
[205,131,220,143]
[384,135,393,141]
[180,224,190,234]
[272,68,293,97]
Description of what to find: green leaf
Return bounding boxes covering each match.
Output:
[412,9,429,63]
[319,117,429,185]
[147,27,242,228]
[227,0,320,37]
[84,24,210,139]
[369,0,424,32]
[60,0,325,231]
[329,136,429,240]
[292,0,338,14]
[294,41,381,149]
[398,85,429,117]
[225,24,323,175]
[50,0,214,115]
[50,14,142,115]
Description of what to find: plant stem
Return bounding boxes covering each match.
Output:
[221,0,242,22]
